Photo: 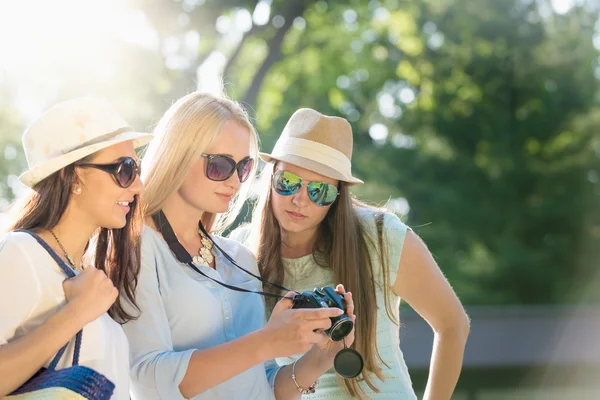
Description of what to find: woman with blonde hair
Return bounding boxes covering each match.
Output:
[0,97,151,399]
[123,92,355,400]
[231,108,470,399]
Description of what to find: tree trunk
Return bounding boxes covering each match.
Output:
[241,0,307,113]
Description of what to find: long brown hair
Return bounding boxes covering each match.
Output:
[250,162,397,399]
[3,159,142,324]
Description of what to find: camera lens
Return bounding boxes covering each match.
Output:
[328,318,354,342]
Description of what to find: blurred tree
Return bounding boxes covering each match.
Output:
[0,85,27,210]
[1,0,598,305]
[204,0,600,304]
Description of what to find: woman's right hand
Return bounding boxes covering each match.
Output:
[62,266,118,324]
[262,292,343,359]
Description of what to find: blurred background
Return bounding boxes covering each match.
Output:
[1,0,599,398]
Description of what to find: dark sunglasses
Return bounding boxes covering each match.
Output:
[77,156,141,188]
[202,154,254,183]
[272,170,339,207]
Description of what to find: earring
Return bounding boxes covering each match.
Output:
[74,187,82,194]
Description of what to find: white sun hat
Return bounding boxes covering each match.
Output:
[260,108,363,185]
[19,97,153,188]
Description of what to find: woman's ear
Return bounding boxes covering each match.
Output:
[68,166,85,195]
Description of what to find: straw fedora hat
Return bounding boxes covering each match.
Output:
[260,108,363,185]
[19,97,153,188]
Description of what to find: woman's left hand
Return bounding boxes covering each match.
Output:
[313,284,356,361]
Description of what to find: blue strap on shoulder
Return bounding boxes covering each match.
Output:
[14,229,83,368]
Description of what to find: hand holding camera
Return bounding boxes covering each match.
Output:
[263,291,345,359]
[291,285,362,378]
[263,284,363,378]
[291,284,355,342]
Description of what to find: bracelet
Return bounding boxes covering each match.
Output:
[291,359,318,395]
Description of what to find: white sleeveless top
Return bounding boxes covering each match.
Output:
[0,231,130,400]
[231,208,417,399]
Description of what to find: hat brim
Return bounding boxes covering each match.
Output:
[260,152,363,186]
[19,131,153,188]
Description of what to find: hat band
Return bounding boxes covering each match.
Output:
[65,126,134,154]
[270,137,352,178]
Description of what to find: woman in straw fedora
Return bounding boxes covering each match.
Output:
[230,108,470,399]
[0,97,152,398]
[123,91,355,400]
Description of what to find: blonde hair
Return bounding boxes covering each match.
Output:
[141,91,258,232]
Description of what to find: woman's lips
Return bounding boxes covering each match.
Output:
[286,211,307,220]
[216,193,233,202]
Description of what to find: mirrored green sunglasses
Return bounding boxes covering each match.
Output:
[272,170,339,207]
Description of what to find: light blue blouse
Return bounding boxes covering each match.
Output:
[123,226,280,400]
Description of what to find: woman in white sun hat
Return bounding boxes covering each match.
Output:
[0,97,152,399]
[231,108,470,399]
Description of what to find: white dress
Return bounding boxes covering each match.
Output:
[0,231,130,400]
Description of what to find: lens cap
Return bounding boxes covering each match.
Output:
[333,348,364,378]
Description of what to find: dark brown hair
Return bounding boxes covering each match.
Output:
[252,163,397,399]
[4,159,141,323]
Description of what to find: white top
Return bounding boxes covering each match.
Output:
[123,226,280,400]
[0,231,130,400]
[230,208,417,399]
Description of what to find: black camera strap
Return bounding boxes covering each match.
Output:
[152,210,296,299]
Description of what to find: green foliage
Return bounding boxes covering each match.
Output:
[222,0,600,305]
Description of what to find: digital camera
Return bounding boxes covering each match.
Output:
[291,286,354,342]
